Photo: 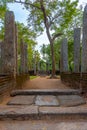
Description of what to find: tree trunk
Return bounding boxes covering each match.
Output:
[50,40,56,78]
[40,0,56,78]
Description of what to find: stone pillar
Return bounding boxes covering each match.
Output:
[33,57,36,75]
[46,62,48,72]
[2,11,16,76]
[24,44,28,73]
[73,28,81,72]
[20,40,25,73]
[38,62,40,71]
[15,23,18,74]
[60,38,68,72]
[1,41,4,73]
[20,40,28,73]
[0,42,2,73]
[81,5,87,72]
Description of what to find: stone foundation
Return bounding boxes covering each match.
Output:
[0,74,29,103]
[61,72,87,92]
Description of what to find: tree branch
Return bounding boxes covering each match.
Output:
[49,14,61,26]
[40,0,52,43]
[14,0,41,9]
[52,33,63,41]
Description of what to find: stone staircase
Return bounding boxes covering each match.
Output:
[0,89,87,121]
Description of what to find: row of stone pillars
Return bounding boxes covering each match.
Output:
[0,11,28,77]
[60,5,87,73]
[34,62,50,75]
[60,28,81,73]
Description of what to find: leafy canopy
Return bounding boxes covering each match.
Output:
[23,0,79,36]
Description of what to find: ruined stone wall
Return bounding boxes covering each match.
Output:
[0,75,16,103]
[61,72,87,92]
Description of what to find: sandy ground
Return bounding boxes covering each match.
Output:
[23,76,69,89]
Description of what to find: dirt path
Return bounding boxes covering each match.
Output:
[0,76,69,105]
[23,76,69,89]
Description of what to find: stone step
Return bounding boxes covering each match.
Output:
[0,105,87,121]
[10,89,81,96]
[7,95,86,107]
[0,120,87,130]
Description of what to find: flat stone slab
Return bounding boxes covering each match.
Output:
[0,121,87,130]
[57,95,86,107]
[39,106,87,115]
[10,89,81,96]
[0,105,38,120]
[35,95,59,106]
[38,106,87,120]
[7,96,35,105]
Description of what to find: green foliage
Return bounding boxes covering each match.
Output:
[40,39,61,70]
[33,50,40,70]
[23,0,82,73]
[16,22,40,70]
[40,6,83,71]
[0,1,40,71]
[30,75,37,80]
[0,0,8,21]
[0,26,4,40]
[0,0,83,73]
[23,0,79,35]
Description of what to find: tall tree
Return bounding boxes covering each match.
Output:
[40,7,83,71]
[11,0,79,77]
[5,0,79,77]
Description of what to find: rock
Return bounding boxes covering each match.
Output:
[35,95,59,106]
[57,95,86,107]
[39,106,87,115]
[0,105,38,120]
[7,96,35,105]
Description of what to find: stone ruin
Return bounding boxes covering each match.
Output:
[60,5,87,92]
[0,11,28,76]
[0,5,87,99]
[0,11,29,100]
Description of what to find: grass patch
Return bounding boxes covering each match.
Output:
[30,76,37,80]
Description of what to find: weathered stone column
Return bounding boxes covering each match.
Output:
[81,5,87,72]
[33,57,36,75]
[0,42,2,73]
[73,28,81,72]
[38,62,40,71]
[20,40,25,73]
[15,23,18,74]
[60,38,68,72]
[2,11,16,76]
[46,62,48,72]
[24,44,28,73]
[20,40,28,73]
